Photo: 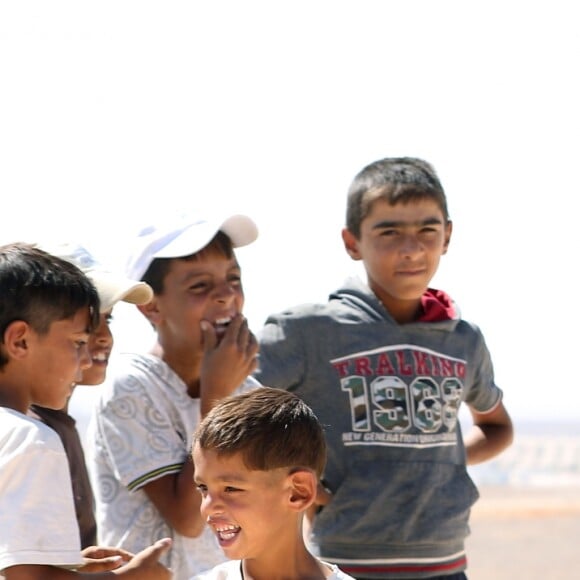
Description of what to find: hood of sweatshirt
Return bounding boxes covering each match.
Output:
[329,276,460,326]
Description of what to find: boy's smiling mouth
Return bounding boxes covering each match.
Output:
[91,351,110,364]
[213,316,233,338]
[213,523,241,546]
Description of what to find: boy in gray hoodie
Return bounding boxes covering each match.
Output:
[254,157,513,580]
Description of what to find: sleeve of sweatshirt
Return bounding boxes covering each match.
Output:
[463,324,504,413]
[254,311,307,391]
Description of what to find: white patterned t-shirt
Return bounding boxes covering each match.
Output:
[86,353,260,580]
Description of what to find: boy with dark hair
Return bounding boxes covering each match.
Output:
[87,212,261,579]
[191,386,354,580]
[0,243,171,579]
[254,157,514,579]
[29,242,154,549]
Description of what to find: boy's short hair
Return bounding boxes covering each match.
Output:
[346,157,450,238]
[125,212,258,288]
[0,243,100,367]
[193,386,327,477]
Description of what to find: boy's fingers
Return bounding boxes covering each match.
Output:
[200,320,217,351]
[220,314,245,344]
[246,332,259,357]
[233,317,258,355]
[235,317,250,346]
[81,555,124,572]
[82,546,134,560]
[145,537,173,559]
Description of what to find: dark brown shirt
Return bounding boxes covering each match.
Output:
[29,405,97,549]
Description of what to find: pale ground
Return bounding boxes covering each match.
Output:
[465,485,580,579]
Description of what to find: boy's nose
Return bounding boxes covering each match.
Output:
[214,283,237,303]
[79,343,93,371]
[201,493,223,517]
[400,234,423,256]
[94,321,114,347]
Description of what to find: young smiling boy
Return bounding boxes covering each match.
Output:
[192,386,355,580]
[0,243,171,579]
[254,157,514,579]
[28,242,154,549]
[87,212,261,579]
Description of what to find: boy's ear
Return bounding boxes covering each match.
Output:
[137,297,163,326]
[287,469,317,512]
[442,220,453,255]
[2,320,33,359]
[341,228,362,261]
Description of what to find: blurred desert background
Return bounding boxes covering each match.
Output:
[464,420,580,579]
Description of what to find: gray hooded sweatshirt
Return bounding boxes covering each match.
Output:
[255,277,502,579]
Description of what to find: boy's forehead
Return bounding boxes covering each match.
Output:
[168,252,239,278]
[193,444,286,485]
[193,445,247,478]
[365,197,446,224]
[49,308,92,334]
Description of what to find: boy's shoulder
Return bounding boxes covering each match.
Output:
[105,352,180,387]
[0,407,65,455]
[261,277,393,331]
[98,352,185,406]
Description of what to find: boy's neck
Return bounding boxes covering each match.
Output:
[366,278,425,324]
[149,341,202,398]
[0,377,30,414]
[0,398,28,415]
[377,293,423,325]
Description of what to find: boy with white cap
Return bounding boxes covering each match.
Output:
[28,241,154,549]
[86,212,261,580]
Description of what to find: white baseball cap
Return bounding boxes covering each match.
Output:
[125,212,259,281]
[37,242,154,312]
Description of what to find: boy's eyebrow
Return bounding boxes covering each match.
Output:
[213,472,248,483]
[372,216,444,229]
[178,262,242,283]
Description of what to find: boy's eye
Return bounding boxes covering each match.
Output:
[189,282,209,292]
[195,484,208,495]
[420,227,440,236]
[224,486,241,493]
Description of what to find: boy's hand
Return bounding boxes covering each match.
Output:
[199,314,259,415]
[114,537,173,578]
[80,545,133,572]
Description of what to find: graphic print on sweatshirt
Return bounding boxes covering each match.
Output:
[332,343,465,448]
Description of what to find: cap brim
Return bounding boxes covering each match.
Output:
[88,271,154,312]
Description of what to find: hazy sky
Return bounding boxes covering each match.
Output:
[1,2,578,421]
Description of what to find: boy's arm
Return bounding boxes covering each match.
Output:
[142,457,204,537]
[3,537,172,579]
[464,400,514,465]
[199,314,259,417]
[142,317,258,534]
